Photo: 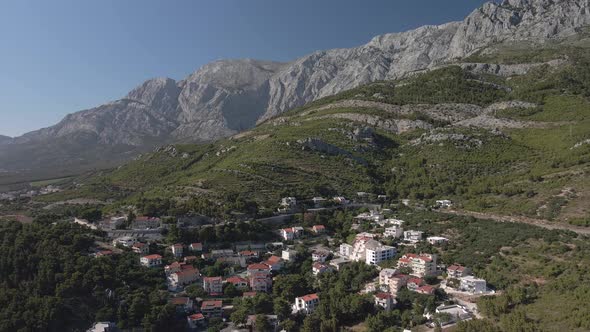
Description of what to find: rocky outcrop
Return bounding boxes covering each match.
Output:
[2,0,589,176]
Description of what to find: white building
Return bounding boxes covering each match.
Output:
[280,227,304,241]
[427,236,449,245]
[113,236,136,247]
[403,230,424,243]
[140,254,162,268]
[397,253,437,277]
[379,268,398,286]
[384,225,403,238]
[169,268,199,289]
[459,276,487,294]
[312,197,327,208]
[312,251,329,263]
[436,200,453,208]
[339,243,352,257]
[294,293,319,314]
[365,242,396,265]
[279,197,297,213]
[171,244,184,258]
[374,292,396,311]
[282,249,298,261]
[333,196,349,205]
[447,264,471,279]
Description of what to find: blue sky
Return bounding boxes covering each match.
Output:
[0,0,487,137]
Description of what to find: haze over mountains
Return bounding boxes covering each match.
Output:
[1,0,589,180]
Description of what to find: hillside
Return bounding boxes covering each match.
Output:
[2,0,590,182]
[40,40,590,226]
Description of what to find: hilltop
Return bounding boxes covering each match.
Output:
[2,0,590,182]
[39,39,590,226]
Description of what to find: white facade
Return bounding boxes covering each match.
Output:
[365,244,396,265]
[436,200,453,208]
[460,276,487,294]
[427,236,449,245]
[403,230,424,243]
[384,225,403,238]
[339,243,352,257]
[282,249,298,261]
[294,294,319,314]
[397,253,437,277]
[140,255,162,268]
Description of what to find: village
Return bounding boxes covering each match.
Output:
[80,194,493,332]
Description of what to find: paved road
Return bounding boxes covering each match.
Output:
[442,209,590,235]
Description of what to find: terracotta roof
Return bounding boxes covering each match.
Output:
[243,291,257,297]
[201,300,222,309]
[132,242,146,248]
[266,255,282,263]
[172,243,183,248]
[282,228,294,233]
[408,278,425,286]
[166,261,182,269]
[313,225,325,230]
[299,293,319,302]
[375,292,393,300]
[174,269,198,278]
[226,276,247,284]
[240,250,257,256]
[313,262,328,269]
[248,263,270,270]
[417,285,436,294]
[203,276,222,282]
[190,242,202,248]
[143,254,162,260]
[169,297,190,305]
[188,313,204,320]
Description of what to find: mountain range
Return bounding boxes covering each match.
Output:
[1,0,590,181]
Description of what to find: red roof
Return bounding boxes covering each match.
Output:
[184,256,198,262]
[243,291,257,297]
[97,250,113,256]
[266,255,282,263]
[447,264,465,272]
[190,243,202,249]
[143,254,162,260]
[313,262,328,269]
[375,292,394,300]
[417,285,436,294]
[300,293,319,302]
[174,269,198,278]
[248,263,270,271]
[132,242,146,248]
[313,225,325,230]
[169,297,190,305]
[240,250,257,256]
[203,276,222,282]
[188,313,204,321]
[226,276,247,284]
[282,228,294,233]
[408,278,425,285]
[172,243,183,248]
[201,300,222,309]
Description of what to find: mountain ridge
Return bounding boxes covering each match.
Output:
[2,0,589,180]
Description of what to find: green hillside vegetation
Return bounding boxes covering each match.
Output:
[36,43,590,224]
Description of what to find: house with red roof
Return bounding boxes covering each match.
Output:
[201,300,223,318]
[171,243,184,258]
[447,264,471,279]
[407,277,426,290]
[280,227,304,241]
[263,255,284,271]
[203,276,223,295]
[247,263,271,276]
[140,254,162,267]
[312,262,333,276]
[169,267,200,290]
[189,242,203,252]
[239,250,259,258]
[95,250,114,258]
[187,313,205,329]
[226,276,249,289]
[416,285,436,295]
[131,242,149,255]
[397,253,438,277]
[312,225,326,234]
[294,293,319,314]
[169,297,193,313]
[243,291,257,298]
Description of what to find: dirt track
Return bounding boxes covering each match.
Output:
[442,209,590,235]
